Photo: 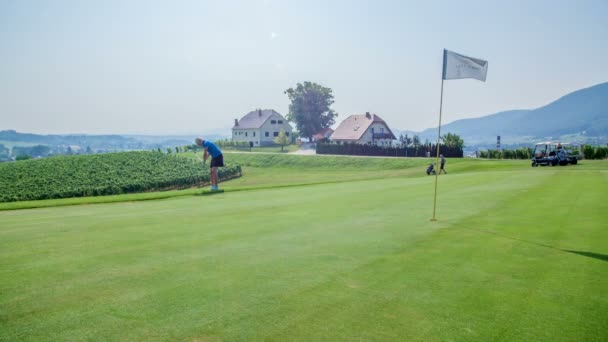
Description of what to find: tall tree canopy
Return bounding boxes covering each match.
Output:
[284,82,337,140]
[441,132,464,149]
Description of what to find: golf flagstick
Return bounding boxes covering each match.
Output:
[431,49,488,221]
[431,79,444,221]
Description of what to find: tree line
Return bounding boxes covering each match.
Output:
[477,145,607,160]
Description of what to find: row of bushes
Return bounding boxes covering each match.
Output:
[214,139,251,149]
[316,143,463,158]
[582,145,608,160]
[8,166,242,202]
[478,145,607,160]
[478,148,532,159]
[0,151,242,202]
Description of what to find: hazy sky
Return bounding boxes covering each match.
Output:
[1,0,607,135]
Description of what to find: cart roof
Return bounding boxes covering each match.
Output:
[536,141,580,146]
[535,141,562,146]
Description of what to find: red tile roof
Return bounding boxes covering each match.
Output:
[330,113,396,141]
[313,128,334,140]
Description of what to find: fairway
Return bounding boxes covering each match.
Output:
[1,163,607,340]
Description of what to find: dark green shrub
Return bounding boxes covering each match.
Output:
[16,155,32,161]
[595,147,608,160]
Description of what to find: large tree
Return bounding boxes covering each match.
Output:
[284,82,337,141]
[441,132,464,149]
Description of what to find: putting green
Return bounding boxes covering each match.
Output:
[1,165,606,340]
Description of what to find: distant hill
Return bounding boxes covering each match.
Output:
[0,130,230,156]
[415,82,608,147]
[0,130,137,150]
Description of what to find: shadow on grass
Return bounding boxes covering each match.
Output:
[562,250,608,263]
[463,227,608,263]
[195,190,225,196]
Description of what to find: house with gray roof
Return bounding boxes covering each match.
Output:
[232,109,293,146]
[330,112,396,145]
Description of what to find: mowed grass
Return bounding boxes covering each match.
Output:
[1,158,607,340]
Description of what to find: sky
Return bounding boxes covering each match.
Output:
[1,0,607,135]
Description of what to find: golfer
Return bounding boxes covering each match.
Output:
[195,138,224,191]
[439,154,447,174]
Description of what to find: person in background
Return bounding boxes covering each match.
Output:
[195,138,224,191]
[439,154,447,174]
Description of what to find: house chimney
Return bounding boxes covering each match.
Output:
[365,112,371,119]
[234,119,238,127]
[258,109,262,116]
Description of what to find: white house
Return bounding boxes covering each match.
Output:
[330,112,396,145]
[232,109,293,146]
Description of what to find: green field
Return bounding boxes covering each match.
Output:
[1,155,607,340]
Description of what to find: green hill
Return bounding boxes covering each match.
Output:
[418,82,608,146]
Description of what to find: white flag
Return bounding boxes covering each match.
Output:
[442,49,488,82]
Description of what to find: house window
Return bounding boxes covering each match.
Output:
[371,128,375,133]
[245,132,248,137]
[278,120,283,124]
[265,132,269,137]
[271,120,277,124]
[253,132,256,137]
[381,127,384,133]
[273,132,279,137]
[285,132,290,136]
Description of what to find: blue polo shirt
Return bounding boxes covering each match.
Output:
[202,140,222,158]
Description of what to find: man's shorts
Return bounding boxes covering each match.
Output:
[210,154,224,168]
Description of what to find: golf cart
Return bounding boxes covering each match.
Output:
[531,141,579,167]
[561,143,581,165]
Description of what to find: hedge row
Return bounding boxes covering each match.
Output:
[479,145,607,160]
[0,151,242,202]
[316,143,463,158]
[582,145,608,160]
[478,148,532,159]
